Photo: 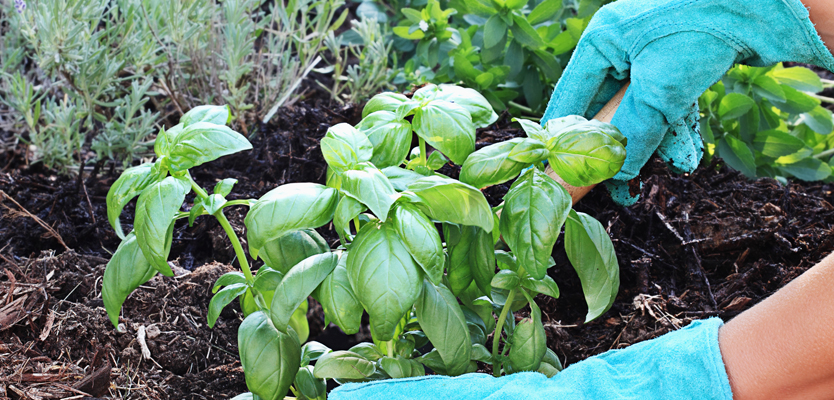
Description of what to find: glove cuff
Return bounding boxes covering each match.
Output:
[779,0,834,72]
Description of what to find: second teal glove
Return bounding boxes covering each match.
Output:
[542,0,834,205]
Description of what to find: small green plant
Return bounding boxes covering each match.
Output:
[103,86,626,399]
[700,64,834,182]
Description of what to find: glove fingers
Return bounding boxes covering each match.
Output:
[657,107,705,174]
[605,179,642,206]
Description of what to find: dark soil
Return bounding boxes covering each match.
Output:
[2,95,834,398]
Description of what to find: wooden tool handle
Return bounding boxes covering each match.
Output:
[545,82,630,204]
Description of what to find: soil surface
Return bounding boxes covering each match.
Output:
[2,94,834,399]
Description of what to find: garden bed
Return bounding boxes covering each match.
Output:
[1,98,833,399]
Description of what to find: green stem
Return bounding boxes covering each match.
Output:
[223,199,254,207]
[216,209,254,282]
[814,147,834,160]
[492,288,517,377]
[387,340,395,358]
[188,174,210,200]
[353,217,362,234]
[808,92,834,104]
[419,137,427,166]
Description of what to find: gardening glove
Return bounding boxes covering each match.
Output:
[542,0,834,205]
[330,318,732,400]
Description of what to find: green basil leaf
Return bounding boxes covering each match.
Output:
[542,115,588,140]
[102,232,157,327]
[238,312,300,400]
[314,350,376,380]
[269,252,339,334]
[565,210,619,323]
[213,271,247,293]
[253,266,284,293]
[289,299,310,343]
[521,275,560,299]
[413,84,498,130]
[167,122,252,172]
[511,119,545,140]
[718,93,756,120]
[391,204,444,285]
[346,221,423,341]
[771,67,823,92]
[507,299,546,372]
[106,163,163,239]
[382,166,427,191]
[528,0,562,25]
[245,183,339,259]
[415,280,471,376]
[322,123,374,172]
[415,348,448,375]
[546,123,627,187]
[778,157,832,181]
[230,393,255,400]
[208,283,248,328]
[341,163,399,221]
[213,178,238,197]
[426,150,449,170]
[444,225,473,296]
[507,138,549,164]
[363,92,410,118]
[301,341,332,366]
[510,14,545,48]
[181,105,230,127]
[203,193,227,215]
[500,169,570,279]
[484,15,508,49]
[134,176,190,276]
[188,198,204,227]
[349,343,385,362]
[334,195,367,238]
[380,356,425,379]
[491,269,520,291]
[154,123,183,157]
[407,176,494,233]
[295,365,326,400]
[540,348,563,375]
[356,111,413,169]
[260,229,330,274]
[460,139,527,189]
[412,100,475,164]
[317,255,364,335]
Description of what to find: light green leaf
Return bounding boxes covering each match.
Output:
[363,92,410,119]
[718,135,757,178]
[341,163,399,221]
[208,283,248,328]
[771,67,823,92]
[321,123,374,172]
[238,312,300,400]
[546,122,626,186]
[317,255,364,335]
[407,176,494,232]
[334,195,367,238]
[391,204,444,285]
[752,130,806,158]
[779,158,832,181]
[181,105,230,127]
[382,166,426,191]
[774,86,820,115]
[106,162,163,239]
[508,138,549,163]
[459,139,528,189]
[484,15,508,49]
[510,14,545,48]
[415,280,471,376]
[521,275,560,299]
[491,269,520,290]
[500,169,571,279]
[412,85,498,129]
[356,111,412,168]
[314,351,376,380]
[167,122,252,172]
[102,233,157,327]
[294,365,326,400]
[412,100,476,164]
[269,252,339,333]
[346,221,423,341]
[212,271,247,293]
[507,300,546,372]
[260,229,330,274]
[718,93,756,120]
[245,183,339,259]
[802,106,834,134]
[213,178,238,197]
[752,75,786,103]
[379,356,425,379]
[528,0,562,25]
[154,124,183,157]
[134,176,190,276]
[565,210,619,323]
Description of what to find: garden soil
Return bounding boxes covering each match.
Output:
[1,96,833,399]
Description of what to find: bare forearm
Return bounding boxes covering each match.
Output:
[802,0,834,52]
[719,251,834,399]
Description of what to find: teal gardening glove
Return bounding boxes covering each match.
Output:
[542,0,834,205]
[330,318,731,400]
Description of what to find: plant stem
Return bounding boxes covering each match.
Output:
[814,147,834,159]
[387,340,395,358]
[216,210,254,282]
[808,92,834,104]
[188,175,209,200]
[353,216,362,234]
[419,137,427,166]
[223,199,254,207]
[492,288,517,377]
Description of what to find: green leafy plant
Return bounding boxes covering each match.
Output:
[700,64,834,182]
[103,86,626,399]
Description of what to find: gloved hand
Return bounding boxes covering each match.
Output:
[542,0,834,205]
[330,318,732,400]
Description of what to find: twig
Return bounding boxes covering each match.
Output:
[81,179,96,225]
[0,190,69,251]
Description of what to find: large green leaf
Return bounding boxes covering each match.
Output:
[565,210,619,323]
[752,130,806,158]
[484,15,508,49]
[259,229,330,274]
[102,232,157,327]
[771,67,823,92]
[510,14,545,48]
[356,111,412,168]
[181,105,230,127]
[208,283,248,328]
[362,92,410,118]
[341,163,399,222]
[718,93,756,120]
[294,365,326,400]
[500,169,571,279]
[321,123,374,172]
[415,281,471,376]
[507,299,546,372]
[382,166,427,191]
[238,312,300,400]
[379,356,425,379]
[245,183,339,259]
[459,139,529,189]
[334,195,367,238]
[718,135,757,178]
[774,86,820,115]
[413,85,498,130]
[391,204,444,285]
[134,176,190,276]
[154,123,183,157]
[407,176,494,233]
[546,122,626,187]
[269,252,340,333]
[779,158,832,181]
[412,101,476,164]
[314,351,376,380]
[317,255,364,334]
[167,122,252,172]
[528,0,562,25]
[106,162,163,239]
[346,221,423,341]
